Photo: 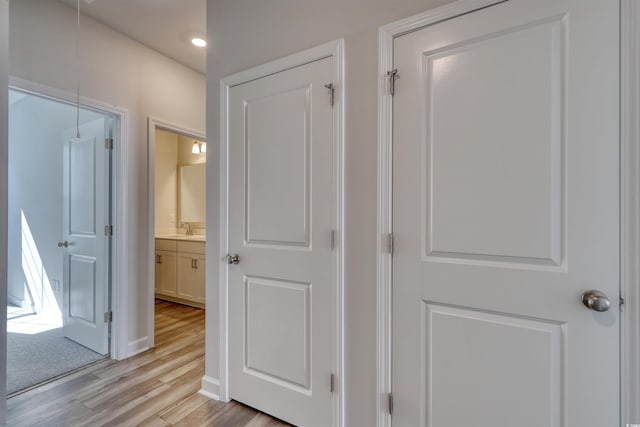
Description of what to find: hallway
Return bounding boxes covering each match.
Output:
[6,300,291,426]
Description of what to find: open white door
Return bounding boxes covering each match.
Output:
[62,118,111,355]
[391,0,619,426]
[227,56,336,426]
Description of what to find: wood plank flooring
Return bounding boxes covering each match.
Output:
[6,300,292,427]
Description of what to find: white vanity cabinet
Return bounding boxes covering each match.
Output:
[155,239,177,297]
[176,241,206,304]
[155,238,205,308]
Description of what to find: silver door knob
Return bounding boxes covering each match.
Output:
[225,254,240,265]
[57,241,69,248]
[581,290,610,312]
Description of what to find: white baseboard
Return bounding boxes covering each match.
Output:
[125,336,149,358]
[199,375,225,401]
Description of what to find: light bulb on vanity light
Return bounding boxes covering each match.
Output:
[200,142,206,153]
[192,140,200,153]
[191,37,207,48]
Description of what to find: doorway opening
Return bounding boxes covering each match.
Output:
[6,87,118,396]
[147,119,206,350]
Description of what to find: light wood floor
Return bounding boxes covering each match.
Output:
[6,300,292,427]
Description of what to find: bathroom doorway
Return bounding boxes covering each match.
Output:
[6,88,118,395]
[147,119,206,349]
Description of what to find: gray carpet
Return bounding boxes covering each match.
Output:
[7,328,106,394]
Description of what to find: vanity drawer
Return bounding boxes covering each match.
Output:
[177,240,205,255]
[156,239,177,252]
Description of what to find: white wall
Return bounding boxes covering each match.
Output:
[9,0,206,358]
[205,0,454,424]
[1,0,9,420]
[7,93,103,311]
[154,129,178,236]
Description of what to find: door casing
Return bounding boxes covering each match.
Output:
[376,0,640,425]
[8,77,128,360]
[214,39,345,427]
[146,117,206,352]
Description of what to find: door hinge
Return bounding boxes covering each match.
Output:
[388,233,394,256]
[324,83,335,107]
[104,225,113,236]
[620,295,625,311]
[331,229,337,250]
[330,373,336,393]
[387,69,399,96]
[104,311,113,323]
[105,138,113,150]
[388,393,394,415]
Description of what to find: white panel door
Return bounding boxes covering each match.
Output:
[62,118,111,355]
[228,57,334,426]
[392,1,619,426]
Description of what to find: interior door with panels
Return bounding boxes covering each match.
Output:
[62,118,112,356]
[390,0,619,426]
[227,56,336,427]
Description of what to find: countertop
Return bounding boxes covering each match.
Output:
[155,234,206,242]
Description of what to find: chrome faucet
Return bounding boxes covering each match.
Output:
[182,222,194,235]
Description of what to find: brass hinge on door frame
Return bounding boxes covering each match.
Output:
[324,83,335,107]
[388,392,394,415]
[388,233,394,256]
[330,373,336,393]
[105,138,113,150]
[104,311,113,323]
[104,225,113,236]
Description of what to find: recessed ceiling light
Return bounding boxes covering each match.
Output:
[191,37,207,48]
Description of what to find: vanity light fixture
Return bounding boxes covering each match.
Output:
[192,140,206,154]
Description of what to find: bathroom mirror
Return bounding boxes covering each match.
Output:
[178,163,206,226]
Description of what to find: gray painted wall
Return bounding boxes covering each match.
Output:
[205,0,453,424]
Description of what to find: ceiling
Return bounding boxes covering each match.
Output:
[58,0,207,74]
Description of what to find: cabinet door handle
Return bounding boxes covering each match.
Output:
[156,255,162,264]
[191,259,198,269]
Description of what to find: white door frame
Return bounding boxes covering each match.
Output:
[621,0,640,422]
[146,116,206,350]
[375,1,640,426]
[217,39,345,426]
[7,76,129,360]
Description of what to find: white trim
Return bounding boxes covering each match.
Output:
[7,77,130,361]
[217,39,345,426]
[376,2,504,425]
[0,2,8,421]
[199,375,221,400]
[126,336,150,358]
[621,0,640,424]
[378,1,640,426]
[146,116,206,354]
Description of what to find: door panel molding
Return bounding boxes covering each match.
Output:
[216,38,345,427]
[377,1,638,426]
